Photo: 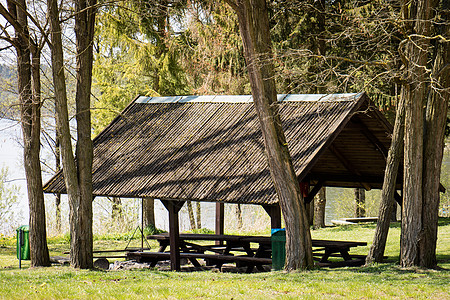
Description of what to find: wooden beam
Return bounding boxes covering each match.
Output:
[351,116,388,159]
[161,200,185,271]
[262,205,282,229]
[329,144,372,191]
[394,191,402,206]
[308,173,400,185]
[304,180,325,204]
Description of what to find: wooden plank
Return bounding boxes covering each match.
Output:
[92,248,151,253]
[341,217,378,223]
[351,116,388,159]
[127,251,272,265]
[329,144,372,191]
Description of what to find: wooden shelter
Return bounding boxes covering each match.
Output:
[44,92,401,270]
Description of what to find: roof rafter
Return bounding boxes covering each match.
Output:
[328,144,372,191]
[351,116,389,159]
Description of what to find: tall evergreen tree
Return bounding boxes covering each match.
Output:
[92,0,188,133]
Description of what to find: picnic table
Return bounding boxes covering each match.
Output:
[126,233,367,271]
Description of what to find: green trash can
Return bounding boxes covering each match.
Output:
[271,228,286,271]
[16,225,30,260]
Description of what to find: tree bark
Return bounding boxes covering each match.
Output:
[305,200,314,226]
[196,201,201,229]
[48,0,82,268]
[313,187,326,229]
[28,45,51,267]
[73,0,97,269]
[236,204,243,229]
[47,0,96,268]
[391,203,397,222]
[143,197,155,228]
[355,188,365,218]
[111,197,123,222]
[55,128,61,232]
[400,0,435,268]
[6,0,50,267]
[226,0,313,270]
[366,94,405,264]
[420,10,450,267]
[187,200,196,230]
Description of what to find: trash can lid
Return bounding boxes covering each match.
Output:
[271,228,285,235]
[16,225,29,232]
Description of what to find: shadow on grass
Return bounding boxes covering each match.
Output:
[323,217,449,231]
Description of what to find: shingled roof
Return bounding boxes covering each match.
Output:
[43,93,396,205]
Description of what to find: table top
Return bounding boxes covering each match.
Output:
[147,233,269,242]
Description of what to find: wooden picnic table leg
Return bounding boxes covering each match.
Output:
[188,258,201,267]
[157,241,169,253]
[150,259,159,267]
[320,248,332,262]
[339,248,352,261]
[241,242,254,257]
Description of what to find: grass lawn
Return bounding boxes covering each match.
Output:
[0,219,449,299]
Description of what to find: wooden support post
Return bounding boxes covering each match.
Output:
[262,205,282,229]
[215,202,224,245]
[215,202,224,235]
[161,200,185,271]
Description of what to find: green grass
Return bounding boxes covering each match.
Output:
[0,220,449,299]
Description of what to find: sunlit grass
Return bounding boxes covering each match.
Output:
[0,220,449,299]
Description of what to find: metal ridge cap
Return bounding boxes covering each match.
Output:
[135,93,362,104]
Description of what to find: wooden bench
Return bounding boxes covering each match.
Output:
[126,251,272,273]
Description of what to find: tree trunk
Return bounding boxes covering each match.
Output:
[196,202,201,229]
[236,204,243,229]
[111,197,123,222]
[7,0,50,267]
[391,203,397,222]
[366,94,405,264]
[29,46,50,267]
[143,197,155,228]
[48,0,82,268]
[355,188,365,218]
[420,11,450,267]
[400,0,434,268]
[73,0,97,269]
[48,0,96,269]
[55,129,61,232]
[187,200,196,230]
[313,187,326,229]
[305,201,314,226]
[227,0,313,270]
